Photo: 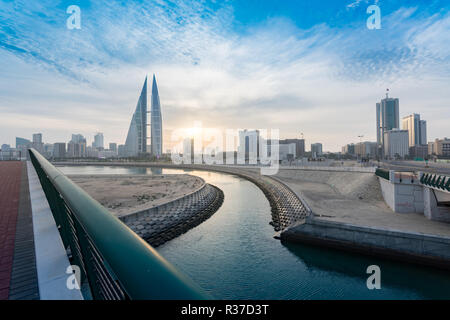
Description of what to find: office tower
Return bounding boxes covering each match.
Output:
[342,144,355,155]
[279,139,305,158]
[402,114,427,147]
[125,77,148,157]
[31,133,44,153]
[32,133,42,144]
[376,91,399,157]
[109,143,117,153]
[53,143,66,158]
[238,130,260,163]
[68,134,87,157]
[419,120,427,145]
[151,74,163,157]
[384,129,409,159]
[311,143,323,158]
[94,132,104,150]
[355,141,377,158]
[16,137,31,148]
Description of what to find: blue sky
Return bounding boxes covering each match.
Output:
[0,0,449,151]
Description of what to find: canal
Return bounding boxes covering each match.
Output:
[58,165,450,299]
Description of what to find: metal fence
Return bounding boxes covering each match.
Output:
[420,172,450,192]
[375,168,390,180]
[28,148,209,300]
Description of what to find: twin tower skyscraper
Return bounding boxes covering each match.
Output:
[124,75,162,157]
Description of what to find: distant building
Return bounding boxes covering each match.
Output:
[376,92,399,157]
[183,138,195,163]
[16,137,31,148]
[32,133,42,144]
[342,143,355,155]
[238,130,260,163]
[31,133,44,154]
[402,114,427,146]
[93,132,104,150]
[355,142,377,158]
[311,143,323,158]
[428,138,450,157]
[384,129,409,159]
[279,139,305,158]
[68,134,87,158]
[109,143,117,153]
[409,145,428,159]
[150,75,163,157]
[125,77,148,157]
[118,144,127,157]
[71,134,86,144]
[279,143,296,161]
[53,143,66,159]
[1,144,11,151]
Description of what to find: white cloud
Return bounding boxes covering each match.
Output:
[0,2,449,152]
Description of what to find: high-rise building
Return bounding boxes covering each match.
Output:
[402,114,427,147]
[376,92,399,157]
[238,130,260,163]
[355,141,377,158]
[109,143,117,153]
[53,143,66,158]
[71,134,86,144]
[68,134,87,158]
[151,75,163,157]
[311,143,323,158]
[279,143,296,161]
[32,133,42,144]
[279,139,305,158]
[31,133,44,154]
[16,137,30,148]
[94,132,104,150]
[125,77,148,157]
[342,143,355,155]
[384,129,409,159]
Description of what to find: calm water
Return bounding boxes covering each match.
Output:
[59,165,450,299]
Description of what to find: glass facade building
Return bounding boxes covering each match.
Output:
[376,96,399,157]
[125,77,148,156]
[151,75,163,157]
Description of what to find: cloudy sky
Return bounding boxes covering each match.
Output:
[0,0,449,152]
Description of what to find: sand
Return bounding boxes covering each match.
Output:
[68,174,203,217]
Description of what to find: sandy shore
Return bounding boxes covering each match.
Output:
[69,174,203,217]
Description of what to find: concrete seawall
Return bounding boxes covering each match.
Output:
[281,218,450,270]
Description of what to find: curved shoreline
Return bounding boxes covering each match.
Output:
[54,161,310,232]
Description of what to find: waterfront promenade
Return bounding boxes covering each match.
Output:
[0,161,39,300]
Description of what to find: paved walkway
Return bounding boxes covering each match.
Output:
[0,161,39,300]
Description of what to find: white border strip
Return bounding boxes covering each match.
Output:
[27,161,83,300]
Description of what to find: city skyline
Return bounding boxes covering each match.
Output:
[0,1,449,151]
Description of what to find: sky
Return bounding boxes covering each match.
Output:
[0,0,449,152]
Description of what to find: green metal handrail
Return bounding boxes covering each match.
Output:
[375,168,390,180]
[420,172,450,192]
[28,148,209,300]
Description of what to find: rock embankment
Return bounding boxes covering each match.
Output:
[119,183,224,247]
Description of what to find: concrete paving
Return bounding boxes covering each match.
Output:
[278,174,450,238]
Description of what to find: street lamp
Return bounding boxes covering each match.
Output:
[357,135,364,163]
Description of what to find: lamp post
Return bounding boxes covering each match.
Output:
[357,135,364,163]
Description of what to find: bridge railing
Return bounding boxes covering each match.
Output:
[375,168,390,180]
[28,148,209,300]
[420,172,450,192]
